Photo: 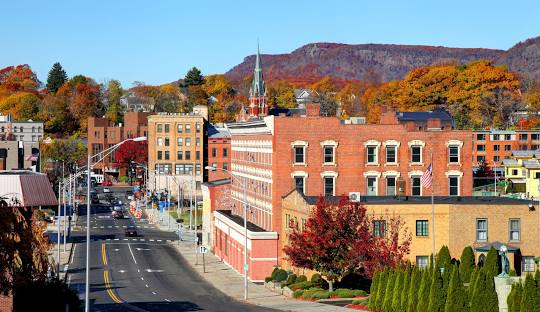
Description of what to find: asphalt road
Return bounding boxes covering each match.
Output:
[68,187,274,312]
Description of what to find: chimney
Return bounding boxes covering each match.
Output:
[305,103,321,117]
[379,109,398,125]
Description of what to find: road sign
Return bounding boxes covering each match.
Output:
[198,246,209,254]
[134,186,139,192]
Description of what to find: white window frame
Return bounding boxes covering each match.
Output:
[476,218,488,242]
[445,170,463,196]
[416,256,429,269]
[523,256,535,272]
[291,141,308,166]
[320,140,338,166]
[320,171,338,196]
[386,175,397,196]
[509,219,520,242]
[383,140,400,166]
[410,175,422,196]
[291,171,308,194]
[364,140,381,165]
[408,140,425,165]
[364,171,381,196]
[446,140,463,164]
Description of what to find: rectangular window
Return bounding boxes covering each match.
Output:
[412,177,421,195]
[367,177,377,195]
[185,151,191,160]
[223,162,228,171]
[196,138,200,146]
[494,156,500,162]
[477,156,485,163]
[324,177,334,196]
[416,256,429,269]
[175,164,184,175]
[294,176,305,193]
[196,151,200,160]
[323,146,334,164]
[157,138,163,146]
[505,134,512,140]
[212,148,217,157]
[157,124,163,133]
[185,164,193,175]
[196,164,201,176]
[294,146,305,164]
[509,219,520,241]
[164,138,170,146]
[520,133,528,141]
[185,124,191,133]
[476,133,486,141]
[476,219,488,242]
[512,169,518,176]
[177,151,183,160]
[386,176,396,195]
[164,124,170,133]
[449,146,459,163]
[177,123,183,133]
[286,214,291,229]
[157,151,163,160]
[505,145,512,151]
[196,123,201,133]
[367,146,377,164]
[373,220,386,237]
[411,146,421,163]
[449,176,459,196]
[519,145,528,151]
[185,138,191,146]
[493,145,500,152]
[223,148,228,157]
[177,138,183,146]
[386,145,396,163]
[523,256,535,272]
[416,220,429,237]
[533,134,540,141]
[493,134,500,140]
[164,151,169,160]
[477,145,486,152]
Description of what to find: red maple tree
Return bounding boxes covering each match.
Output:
[114,141,148,185]
[283,197,411,290]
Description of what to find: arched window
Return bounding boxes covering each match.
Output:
[478,254,486,267]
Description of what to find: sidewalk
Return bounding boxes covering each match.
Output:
[48,241,74,281]
[152,222,359,312]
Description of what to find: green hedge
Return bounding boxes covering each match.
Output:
[274,269,288,282]
[296,275,307,283]
[293,290,305,298]
[352,298,369,305]
[289,281,314,291]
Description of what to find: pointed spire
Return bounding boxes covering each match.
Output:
[250,42,265,97]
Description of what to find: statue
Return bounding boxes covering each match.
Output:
[498,245,510,278]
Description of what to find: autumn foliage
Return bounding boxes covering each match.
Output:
[283,197,411,289]
[114,140,148,168]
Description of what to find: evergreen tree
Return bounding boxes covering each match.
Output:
[383,270,396,312]
[46,62,68,94]
[470,269,499,312]
[376,269,389,311]
[105,79,124,124]
[369,270,380,311]
[459,246,476,283]
[183,67,204,86]
[407,268,421,312]
[483,247,499,278]
[534,271,540,310]
[521,274,535,312]
[513,282,523,312]
[436,246,452,271]
[417,269,431,312]
[445,266,469,312]
[392,270,404,312]
[469,267,479,298]
[400,269,411,312]
[508,284,516,312]
[428,270,445,312]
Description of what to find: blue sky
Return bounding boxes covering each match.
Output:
[1,0,539,87]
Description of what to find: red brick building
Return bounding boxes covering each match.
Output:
[87,112,151,181]
[207,125,231,182]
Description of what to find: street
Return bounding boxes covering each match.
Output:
[67,187,274,312]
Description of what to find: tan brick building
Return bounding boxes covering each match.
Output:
[87,112,150,181]
[281,189,540,276]
[147,106,208,197]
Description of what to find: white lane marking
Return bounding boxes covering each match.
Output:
[114,238,119,241]
[107,226,112,228]
[118,270,126,273]
[70,244,77,264]
[141,277,144,280]
[100,226,104,229]
[164,299,171,302]
[92,227,98,229]
[145,284,149,288]
[67,274,72,285]
[123,239,128,241]
[157,240,162,242]
[150,239,154,242]
[152,292,157,295]
[115,226,119,228]
[114,249,120,252]
[122,226,127,228]
[138,269,140,273]
[145,269,164,273]
[106,238,111,241]
[140,239,145,242]
[131,239,137,241]
[127,243,137,264]
[136,248,151,251]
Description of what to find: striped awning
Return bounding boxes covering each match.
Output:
[0,171,57,207]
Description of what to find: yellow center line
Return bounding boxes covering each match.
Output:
[102,243,108,265]
[103,270,123,304]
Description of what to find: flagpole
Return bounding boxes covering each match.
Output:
[431,152,435,261]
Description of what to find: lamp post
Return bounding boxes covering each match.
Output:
[84,136,147,312]
[205,166,248,300]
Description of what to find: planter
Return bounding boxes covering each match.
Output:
[282,286,294,298]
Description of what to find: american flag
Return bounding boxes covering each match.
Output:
[421,164,433,189]
[25,154,39,161]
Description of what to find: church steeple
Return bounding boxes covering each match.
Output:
[249,43,268,118]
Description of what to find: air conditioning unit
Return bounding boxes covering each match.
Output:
[349,192,361,203]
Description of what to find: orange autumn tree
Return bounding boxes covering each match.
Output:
[364,61,522,129]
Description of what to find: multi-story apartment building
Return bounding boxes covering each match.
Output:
[120,91,155,112]
[503,150,540,199]
[87,112,150,181]
[280,189,537,277]
[207,124,231,182]
[472,129,540,174]
[147,106,208,197]
[0,114,43,171]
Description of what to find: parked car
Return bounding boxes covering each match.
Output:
[125,227,137,237]
[126,190,134,200]
[113,206,123,212]
[103,188,111,193]
[102,180,112,186]
[112,210,124,219]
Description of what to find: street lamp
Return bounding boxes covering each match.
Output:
[205,166,249,300]
[84,136,146,312]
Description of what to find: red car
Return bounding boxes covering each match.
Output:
[102,180,112,186]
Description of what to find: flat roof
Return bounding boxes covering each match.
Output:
[216,210,266,232]
[299,195,531,205]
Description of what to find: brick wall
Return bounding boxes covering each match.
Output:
[0,294,12,312]
[208,138,231,181]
